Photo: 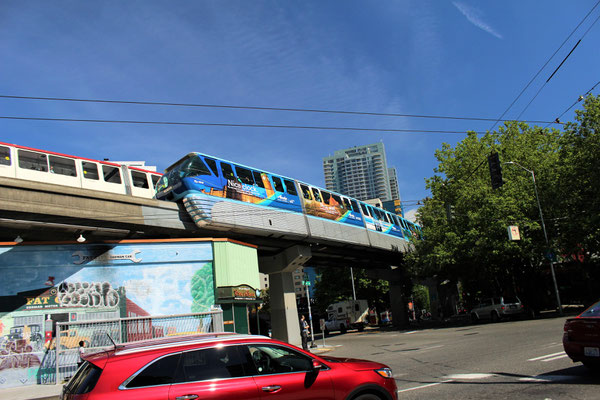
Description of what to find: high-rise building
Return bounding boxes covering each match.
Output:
[323,143,400,204]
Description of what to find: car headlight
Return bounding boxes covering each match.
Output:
[375,368,393,378]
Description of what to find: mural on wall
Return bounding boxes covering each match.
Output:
[57,282,120,308]
[0,241,215,388]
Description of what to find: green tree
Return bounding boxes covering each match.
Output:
[313,267,390,314]
[409,122,562,310]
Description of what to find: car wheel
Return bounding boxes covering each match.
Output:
[340,324,347,334]
[357,325,364,332]
[491,311,499,322]
[353,393,383,400]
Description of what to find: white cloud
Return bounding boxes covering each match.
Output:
[452,1,503,39]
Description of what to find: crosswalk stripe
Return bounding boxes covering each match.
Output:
[541,354,569,362]
[527,351,565,361]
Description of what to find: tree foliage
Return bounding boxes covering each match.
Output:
[312,267,390,313]
[408,95,600,310]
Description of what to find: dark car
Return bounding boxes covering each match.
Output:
[563,299,600,369]
[61,332,397,400]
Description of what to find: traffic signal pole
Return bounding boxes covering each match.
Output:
[505,161,563,316]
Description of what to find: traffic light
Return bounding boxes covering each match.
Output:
[488,152,503,189]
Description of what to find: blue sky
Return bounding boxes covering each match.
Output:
[2,1,599,218]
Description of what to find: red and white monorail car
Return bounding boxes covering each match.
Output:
[0,142,161,198]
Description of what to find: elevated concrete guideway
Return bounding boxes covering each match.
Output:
[0,177,410,269]
[0,177,411,344]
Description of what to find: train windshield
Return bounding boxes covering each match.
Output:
[180,157,212,178]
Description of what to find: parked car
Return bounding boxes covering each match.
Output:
[61,332,397,400]
[563,299,600,369]
[470,296,525,322]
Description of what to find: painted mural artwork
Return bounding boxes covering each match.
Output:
[57,282,120,308]
[0,242,215,388]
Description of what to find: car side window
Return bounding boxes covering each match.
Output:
[125,353,181,388]
[247,344,313,375]
[174,346,251,383]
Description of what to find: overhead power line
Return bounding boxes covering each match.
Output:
[0,115,487,135]
[546,79,600,128]
[0,94,556,125]
[515,11,600,121]
[489,0,600,132]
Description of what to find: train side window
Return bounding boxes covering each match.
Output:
[311,188,322,203]
[350,199,360,213]
[221,163,235,181]
[235,166,254,185]
[384,212,392,224]
[360,203,370,216]
[252,171,265,188]
[392,214,400,225]
[272,176,284,192]
[18,150,48,172]
[131,171,149,188]
[151,175,161,189]
[0,145,10,166]
[283,179,297,196]
[342,197,352,210]
[82,162,99,180]
[321,191,331,204]
[49,155,77,177]
[102,165,122,184]
[204,158,219,176]
[332,194,342,206]
[300,184,312,200]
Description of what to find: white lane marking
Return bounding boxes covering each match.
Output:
[397,379,453,393]
[519,375,578,383]
[444,373,495,380]
[542,354,569,362]
[404,331,418,335]
[417,344,445,352]
[528,351,565,361]
[397,373,494,393]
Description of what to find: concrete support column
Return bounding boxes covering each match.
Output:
[367,266,409,329]
[389,280,408,329]
[259,245,311,346]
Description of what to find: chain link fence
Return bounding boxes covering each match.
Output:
[44,309,223,383]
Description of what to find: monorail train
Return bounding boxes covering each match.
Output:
[155,152,422,242]
[0,142,162,198]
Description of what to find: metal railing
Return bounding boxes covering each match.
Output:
[45,309,224,383]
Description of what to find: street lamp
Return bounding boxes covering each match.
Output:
[504,161,563,316]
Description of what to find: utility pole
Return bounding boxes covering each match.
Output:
[505,161,563,316]
[350,267,357,301]
[304,274,316,347]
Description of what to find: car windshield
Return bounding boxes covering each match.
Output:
[580,300,600,318]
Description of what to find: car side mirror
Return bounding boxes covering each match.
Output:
[311,360,323,371]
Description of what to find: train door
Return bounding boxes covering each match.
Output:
[0,144,16,178]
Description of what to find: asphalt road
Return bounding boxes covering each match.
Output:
[318,317,599,399]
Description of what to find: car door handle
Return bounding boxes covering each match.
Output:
[262,385,282,393]
[176,395,199,400]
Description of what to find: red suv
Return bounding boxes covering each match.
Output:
[61,333,397,400]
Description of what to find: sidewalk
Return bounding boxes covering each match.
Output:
[1,384,62,400]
